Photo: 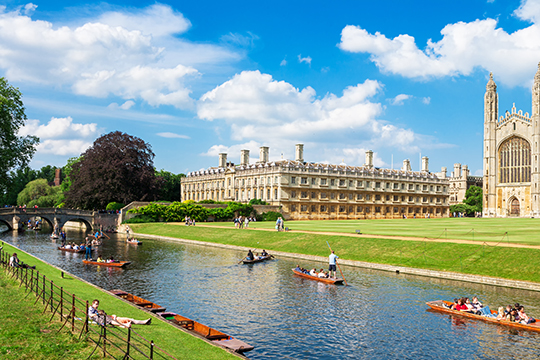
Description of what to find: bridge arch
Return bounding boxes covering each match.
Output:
[0,218,13,231]
[58,218,93,232]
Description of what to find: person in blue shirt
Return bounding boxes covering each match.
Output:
[329,251,339,278]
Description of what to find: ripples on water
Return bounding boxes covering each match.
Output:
[2,225,540,359]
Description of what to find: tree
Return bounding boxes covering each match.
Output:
[65,131,160,209]
[463,185,482,213]
[155,169,184,202]
[0,78,39,203]
[17,178,62,207]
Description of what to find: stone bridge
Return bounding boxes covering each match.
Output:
[0,207,120,232]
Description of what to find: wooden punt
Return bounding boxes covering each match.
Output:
[127,239,142,245]
[109,289,165,313]
[58,246,85,253]
[292,269,344,285]
[426,300,540,333]
[157,312,254,353]
[242,255,272,264]
[82,259,131,268]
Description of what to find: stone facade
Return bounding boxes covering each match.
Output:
[483,65,540,217]
[448,163,483,205]
[181,145,450,220]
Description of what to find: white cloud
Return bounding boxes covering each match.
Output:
[198,70,432,157]
[23,3,37,16]
[390,94,412,105]
[280,59,287,66]
[18,116,99,156]
[422,97,431,104]
[298,54,312,65]
[0,4,238,108]
[120,100,135,110]
[338,0,540,87]
[220,32,259,48]
[157,132,190,139]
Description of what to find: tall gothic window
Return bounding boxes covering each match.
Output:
[498,137,531,183]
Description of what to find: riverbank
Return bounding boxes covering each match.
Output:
[131,223,540,286]
[0,241,243,360]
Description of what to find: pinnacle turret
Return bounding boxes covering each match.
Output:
[535,62,540,84]
[486,72,497,91]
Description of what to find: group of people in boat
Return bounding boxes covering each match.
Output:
[95,255,119,263]
[445,297,536,324]
[246,249,268,261]
[60,242,88,251]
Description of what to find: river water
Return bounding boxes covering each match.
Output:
[1,225,540,359]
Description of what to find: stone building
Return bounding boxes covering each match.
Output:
[181,145,450,220]
[483,65,540,217]
[448,163,483,206]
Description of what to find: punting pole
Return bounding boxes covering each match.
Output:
[326,241,347,286]
[237,256,247,264]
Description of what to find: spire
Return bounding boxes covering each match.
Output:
[486,72,497,91]
[535,62,540,84]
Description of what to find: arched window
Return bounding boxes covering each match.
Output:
[499,137,531,183]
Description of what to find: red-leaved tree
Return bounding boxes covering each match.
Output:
[65,131,160,209]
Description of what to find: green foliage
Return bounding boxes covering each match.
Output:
[123,214,157,224]
[198,199,218,204]
[60,157,82,194]
[259,211,283,221]
[155,169,184,202]
[0,77,39,203]
[225,202,253,217]
[106,202,125,211]
[130,201,256,222]
[464,185,482,213]
[450,203,475,216]
[249,199,268,205]
[17,179,53,205]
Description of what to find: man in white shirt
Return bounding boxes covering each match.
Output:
[329,251,339,278]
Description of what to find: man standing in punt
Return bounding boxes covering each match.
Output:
[329,250,339,278]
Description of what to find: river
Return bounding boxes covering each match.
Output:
[1,225,540,359]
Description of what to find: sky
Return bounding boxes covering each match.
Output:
[4,0,540,176]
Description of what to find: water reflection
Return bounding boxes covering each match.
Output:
[1,227,540,359]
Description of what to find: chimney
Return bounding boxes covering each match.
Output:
[463,165,469,178]
[240,149,250,165]
[219,153,227,168]
[295,144,304,162]
[441,167,447,178]
[54,168,62,186]
[365,150,373,168]
[454,163,462,178]
[259,146,269,163]
[422,156,429,172]
[402,159,411,171]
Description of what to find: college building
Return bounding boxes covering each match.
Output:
[483,64,540,217]
[181,145,450,220]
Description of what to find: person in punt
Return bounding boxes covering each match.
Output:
[261,249,268,257]
[309,268,318,276]
[88,299,151,328]
[107,256,117,263]
[507,309,518,322]
[73,243,79,250]
[96,254,105,263]
[246,249,254,261]
[517,306,536,324]
[318,269,328,278]
[328,251,339,278]
[496,307,506,320]
[65,243,72,249]
[455,298,469,312]
[295,264,302,271]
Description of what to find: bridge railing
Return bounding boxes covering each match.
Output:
[0,207,95,216]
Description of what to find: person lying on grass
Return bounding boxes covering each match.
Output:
[88,299,151,328]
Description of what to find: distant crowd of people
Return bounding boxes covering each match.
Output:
[444,297,536,325]
[234,216,256,229]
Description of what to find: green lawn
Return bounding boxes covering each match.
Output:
[0,242,240,360]
[132,222,540,283]
[214,218,540,245]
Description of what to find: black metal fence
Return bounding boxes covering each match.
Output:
[0,247,178,360]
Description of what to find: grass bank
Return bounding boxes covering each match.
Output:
[224,218,540,245]
[0,242,240,360]
[132,222,540,283]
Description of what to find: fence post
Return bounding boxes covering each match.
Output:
[150,340,154,359]
[50,281,54,312]
[103,326,107,357]
[60,287,63,319]
[126,326,131,357]
[85,300,89,334]
[25,267,28,289]
[71,294,75,332]
[34,270,39,295]
[42,275,46,305]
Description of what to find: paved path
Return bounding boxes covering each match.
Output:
[191,223,540,250]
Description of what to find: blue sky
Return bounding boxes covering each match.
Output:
[3,0,540,176]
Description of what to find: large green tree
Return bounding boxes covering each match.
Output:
[156,169,184,202]
[65,131,160,209]
[464,185,482,213]
[0,78,39,204]
[17,178,62,207]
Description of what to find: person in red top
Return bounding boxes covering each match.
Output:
[455,298,470,311]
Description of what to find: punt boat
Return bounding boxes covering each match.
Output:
[157,312,254,354]
[292,268,344,285]
[51,234,59,239]
[82,259,131,268]
[242,255,272,264]
[127,239,142,245]
[109,289,165,313]
[58,246,85,253]
[426,300,540,333]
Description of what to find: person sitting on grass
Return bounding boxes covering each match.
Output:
[88,299,151,328]
[9,253,19,267]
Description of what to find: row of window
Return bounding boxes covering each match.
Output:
[290,177,445,191]
[289,191,445,204]
[185,176,281,190]
[289,204,442,214]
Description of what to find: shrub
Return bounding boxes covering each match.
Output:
[124,214,157,224]
[106,202,125,211]
[260,211,282,221]
[249,199,268,205]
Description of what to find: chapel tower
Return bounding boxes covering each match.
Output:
[483,73,498,216]
[531,63,540,216]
